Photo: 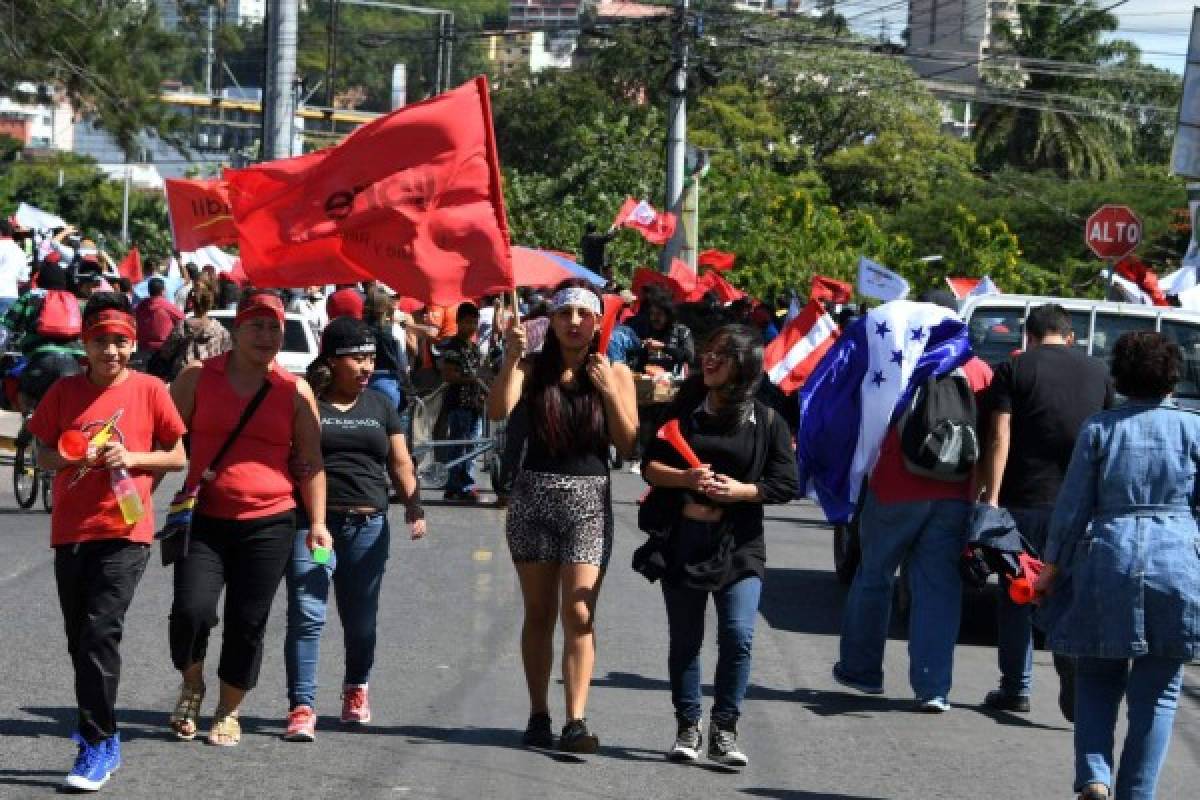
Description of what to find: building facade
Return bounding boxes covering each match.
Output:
[907,0,1018,84]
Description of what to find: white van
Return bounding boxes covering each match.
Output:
[959,294,1200,407]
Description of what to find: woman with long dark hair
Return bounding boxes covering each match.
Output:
[642,324,797,767]
[487,279,637,753]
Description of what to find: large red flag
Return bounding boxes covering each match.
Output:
[697,249,736,272]
[1115,255,1168,307]
[809,274,853,305]
[116,247,143,283]
[613,198,677,246]
[164,179,238,252]
[763,299,840,394]
[224,76,513,305]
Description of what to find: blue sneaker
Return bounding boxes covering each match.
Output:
[64,733,112,791]
[105,733,121,773]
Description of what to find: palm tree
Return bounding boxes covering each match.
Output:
[973,0,1135,179]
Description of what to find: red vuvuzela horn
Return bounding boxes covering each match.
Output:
[657,419,702,468]
[1007,552,1045,605]
[595,295,626,356]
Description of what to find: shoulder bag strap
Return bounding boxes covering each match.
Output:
[195,379,273,486]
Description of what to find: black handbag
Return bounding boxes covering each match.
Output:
[157,380,272,567]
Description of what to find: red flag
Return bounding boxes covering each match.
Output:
[809,275,853,305]
[763,299,840,394]
[596,294,626,355]
[613,198,677,246]
[1115,255,1168,307]
[116,247,142,283]
[698,249,736,271]
[945,277,982,300]
[225,77,513,305]
[686,270,746,303]
[164,179,238,252]
[632,267,687,303]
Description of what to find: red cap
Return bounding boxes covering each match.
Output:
[83,309,136,341]
[326,287,365,320]
[234,292,286,327]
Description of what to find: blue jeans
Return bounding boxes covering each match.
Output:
[284,511,391,709]
[444,407,482,494]
[995,506,1052,696]
[1074,655,1185,799]
[662,574,762,725]
[839,491,968,699]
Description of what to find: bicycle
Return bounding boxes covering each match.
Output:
[12,418,52,512]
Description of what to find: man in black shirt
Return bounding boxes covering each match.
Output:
[981,303,1114,717]
[438,302,488,502]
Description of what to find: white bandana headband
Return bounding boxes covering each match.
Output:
[550,287,602,316]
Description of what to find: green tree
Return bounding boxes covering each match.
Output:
[0,1,187,156]
[973,0,1137,179]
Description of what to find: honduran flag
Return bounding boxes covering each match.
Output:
[764,299,839,394]
[795,300,972,524]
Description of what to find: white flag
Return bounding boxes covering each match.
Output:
[1178,284,1200,311]
[14,202,66,233]
[857,256,909,302]
[1160,267,1199,296]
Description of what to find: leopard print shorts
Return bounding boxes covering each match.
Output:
[505,471,613,568]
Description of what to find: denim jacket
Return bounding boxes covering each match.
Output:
[1043,400,1200,661]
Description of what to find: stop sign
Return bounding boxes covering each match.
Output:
[1086,205,1142,260]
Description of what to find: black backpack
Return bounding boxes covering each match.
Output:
[898,368,979,482]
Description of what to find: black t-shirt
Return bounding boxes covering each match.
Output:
[319,389,404,511]
[988,344,1114,508]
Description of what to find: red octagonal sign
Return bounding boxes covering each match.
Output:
[1086,204,1142,260]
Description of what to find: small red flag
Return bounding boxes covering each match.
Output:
[164,179,238,252]
[686,270,746,304]
[632,266,687,303]
[225,76,513,305]
[945,277,982,300]
[809,275,853,305]
[613,198,677,246]
[1115,255,1169,307]
[763,299,840,394]
[698,249,735,271]
[117,247,143,283]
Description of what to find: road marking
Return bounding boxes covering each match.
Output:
[472,549,492,562]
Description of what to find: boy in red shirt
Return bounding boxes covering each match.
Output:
[28,292,187,792]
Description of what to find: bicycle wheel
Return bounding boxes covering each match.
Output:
[12,440,38,509]
[41,471,53,513]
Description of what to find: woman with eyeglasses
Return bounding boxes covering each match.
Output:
[488,279,638,753]
[641,324,798,768]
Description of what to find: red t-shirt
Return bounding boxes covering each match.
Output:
[326,288,364,320]
[134,296,184,351]
[868,356,993,505]
[28,371,187,547]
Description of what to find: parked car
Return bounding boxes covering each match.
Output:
[207,310,319,376]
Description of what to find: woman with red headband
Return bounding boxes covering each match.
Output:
[167,289,328,747]
[28,292,187,791]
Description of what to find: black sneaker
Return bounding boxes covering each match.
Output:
[984,689,1031,713]
[522,712,554,748]
[558,718,599,754]
[706,722,748,767]
[667,718,702,762]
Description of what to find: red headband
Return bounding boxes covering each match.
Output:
[235,294,285,327]
[83,309,136,341]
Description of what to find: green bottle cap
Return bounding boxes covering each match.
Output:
[312,545,331,565]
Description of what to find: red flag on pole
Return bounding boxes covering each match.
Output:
[809,275,853,305]
[164,179,238,252]
[632,267,687,303]
[224,76,513,305]
[686,270,746,303]
[612,198,677,246]
[763,299,840,394]
[117,247,143,283]
[698,249,736,271]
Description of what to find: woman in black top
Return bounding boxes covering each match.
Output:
[282,317,425,742]
[642,324,798,767]
[488,280,638,753]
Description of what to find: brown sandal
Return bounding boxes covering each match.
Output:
[207,710,241,747]
[169,682,205,741]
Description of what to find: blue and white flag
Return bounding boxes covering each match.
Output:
[857,256,909,302]
[966,275,1001,297]
[795,300,972,524]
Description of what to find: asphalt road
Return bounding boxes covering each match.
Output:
[0,470,1196,799]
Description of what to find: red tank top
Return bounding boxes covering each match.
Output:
[187,353,298,520]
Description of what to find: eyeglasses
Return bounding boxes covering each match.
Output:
[699,350,733,364]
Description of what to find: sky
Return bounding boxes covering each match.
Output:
[843,0,1193,74]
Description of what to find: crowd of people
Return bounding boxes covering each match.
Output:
[0,215,1195,800]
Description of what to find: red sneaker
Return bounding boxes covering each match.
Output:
[283,705,316,742]
[341,685,370,724]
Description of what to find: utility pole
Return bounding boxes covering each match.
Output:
[262,0,300,161]
[120,166,131,245]
[326,0,339,121]
[660,0,689,271]
[205,5,216,96]
[443,16,454,93]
